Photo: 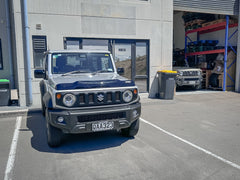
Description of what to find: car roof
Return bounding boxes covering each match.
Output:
[46,50,111,54]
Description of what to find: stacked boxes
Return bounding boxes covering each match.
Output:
[182,12,215,31]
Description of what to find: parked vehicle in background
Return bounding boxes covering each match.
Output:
[173,49,202,90]
[173,67,202,90]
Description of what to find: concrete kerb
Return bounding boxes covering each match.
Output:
[0,107,42,118]
[0,109,28,118]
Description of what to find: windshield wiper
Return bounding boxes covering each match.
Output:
[62,70,89,76]
[92,70,113,75]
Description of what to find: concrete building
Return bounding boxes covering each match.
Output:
[0,0,239,107]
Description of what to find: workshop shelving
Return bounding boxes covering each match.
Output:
[184,16,238,91]
[186,49,225,56]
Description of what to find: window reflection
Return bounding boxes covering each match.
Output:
[136,42,147,76]
[114,43,132,80]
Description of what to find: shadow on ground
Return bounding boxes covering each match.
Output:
[26,112,131,154]
[176,86,198,92]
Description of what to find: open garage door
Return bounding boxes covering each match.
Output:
[174,0,239,15]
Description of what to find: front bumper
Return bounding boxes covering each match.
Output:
[48,102,141,134]
[176,76,202,86]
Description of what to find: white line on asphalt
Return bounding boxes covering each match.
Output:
[140,118,240,170]
[4,116,22,180]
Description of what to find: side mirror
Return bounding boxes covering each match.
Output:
[117,67,124,75]
[34,69,46,78]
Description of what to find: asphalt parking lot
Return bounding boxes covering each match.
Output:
[1,91,240,180]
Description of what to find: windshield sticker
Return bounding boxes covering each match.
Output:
[105,54,109,56]
[53,54,62,59]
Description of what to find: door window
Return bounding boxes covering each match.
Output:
[82,39,109,51]
[66,40,80,50]
[114,43,132,80]
[135,42,148,92]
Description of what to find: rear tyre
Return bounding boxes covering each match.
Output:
[45,109,62,147]
[121,119,139,137]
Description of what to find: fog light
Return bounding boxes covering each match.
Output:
[133,110,138,118]
[57,116,64,123]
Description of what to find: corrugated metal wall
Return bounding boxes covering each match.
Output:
[174,0,239,15]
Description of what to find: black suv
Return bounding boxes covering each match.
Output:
[34,50,141,147]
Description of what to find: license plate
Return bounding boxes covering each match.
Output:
[188,81,195,85]
[92,121,114,132]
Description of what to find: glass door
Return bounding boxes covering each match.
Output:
[114,41,148,93]
[64,38,149,93]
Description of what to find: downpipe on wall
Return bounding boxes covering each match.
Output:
[21,0,32,106]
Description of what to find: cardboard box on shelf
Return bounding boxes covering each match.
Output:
[212,60,224,74]
[198,62,207,69]
[205,51,236,91]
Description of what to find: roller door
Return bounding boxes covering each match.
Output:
[174,0,239,15]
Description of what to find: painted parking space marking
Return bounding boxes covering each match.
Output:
[140,118,240,170]
[4,116,22,180]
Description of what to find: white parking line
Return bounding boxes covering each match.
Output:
[140,118,240,170]
[4,116,22,180]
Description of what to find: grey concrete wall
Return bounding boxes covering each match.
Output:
[12,0,173,106]
[235,1,240,92]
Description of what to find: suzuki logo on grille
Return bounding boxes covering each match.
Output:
[97,94,104,102]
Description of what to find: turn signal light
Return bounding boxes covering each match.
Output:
[56,93,62,99]
[133,89,138,95]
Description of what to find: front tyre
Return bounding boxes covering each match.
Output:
[45,109,62,147]
[41,98,45,116]
[194,84,202,90]
[121,119,140,137]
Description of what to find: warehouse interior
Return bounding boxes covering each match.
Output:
[173,11,238,91]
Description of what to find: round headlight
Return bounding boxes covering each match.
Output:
[63,94,76,107]
[123,90,133,103]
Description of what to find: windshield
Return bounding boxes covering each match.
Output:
[51,53,114,74]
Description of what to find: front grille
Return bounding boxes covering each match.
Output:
[88,93,95,104]
[107,92,112,102]
[78,91,122,106]
[183,71,199,76]
[78,112,126,123]
[56,89,138,108]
